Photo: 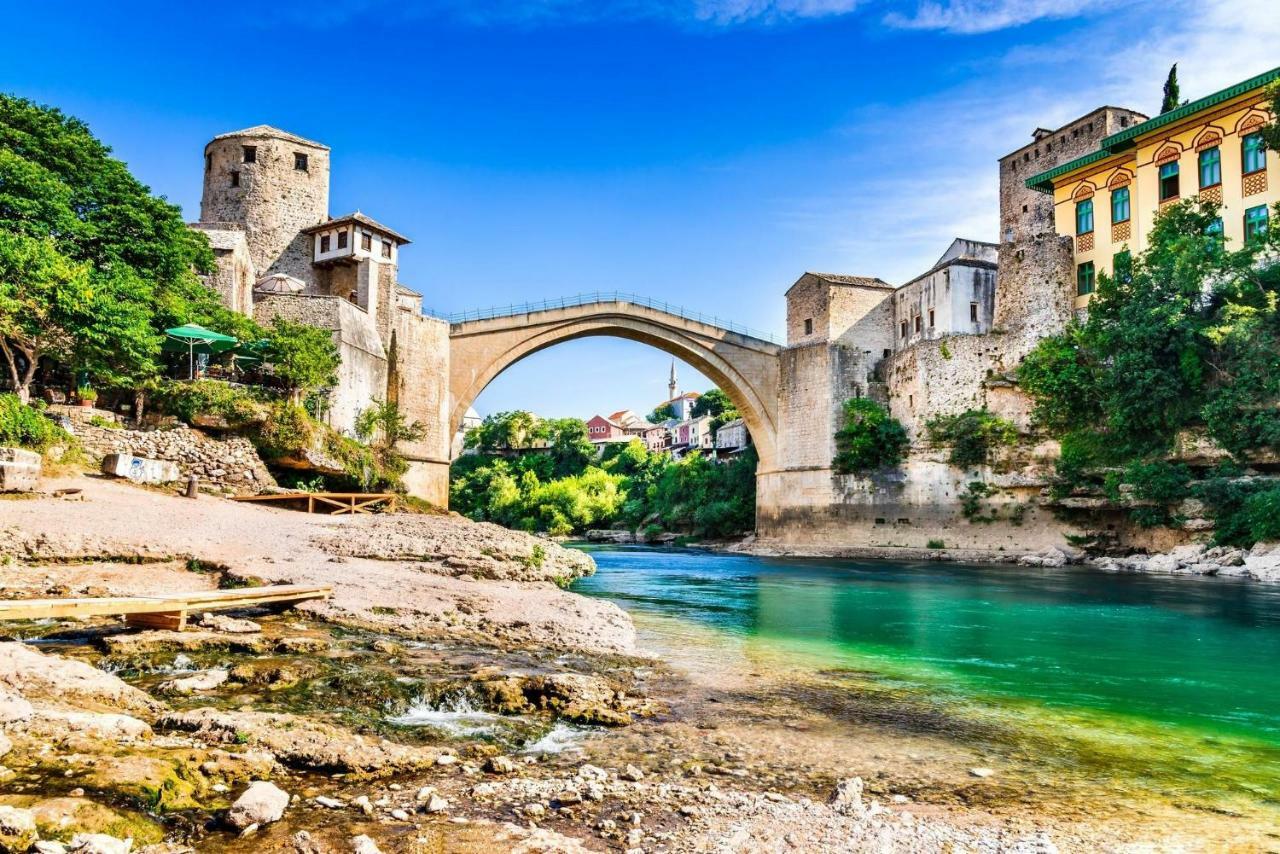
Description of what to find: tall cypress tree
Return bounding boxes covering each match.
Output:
[1160,64,1181,114]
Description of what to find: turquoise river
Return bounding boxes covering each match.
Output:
[571,546,1280,843]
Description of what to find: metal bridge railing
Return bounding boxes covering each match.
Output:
[443,291,780,343]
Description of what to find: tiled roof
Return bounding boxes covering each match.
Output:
[211,125,329,149]
[302,212,411,245]
[808,273,894,289]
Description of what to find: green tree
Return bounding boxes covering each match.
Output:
[926,409,1018,469]
[691,388,731,418]
[467,410,540,451]
[1160,64,1181,114]
[543,417,595,478]
[264,318,340,403]
[648,401,676,423]
[355,399,425,450]
[1262,83,1280,155]
[0,233,156,401]
[0,94,244,392]
[832,399,908,474]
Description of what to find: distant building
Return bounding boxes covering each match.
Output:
[714,418,750,457]
[1027,67,1279,306]
[892,238,998,348]
[586,413,630,444]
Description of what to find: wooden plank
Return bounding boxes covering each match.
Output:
[125,610,186,631]
[0,584,331,625]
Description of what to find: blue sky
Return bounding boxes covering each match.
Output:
[2,0,1274,419]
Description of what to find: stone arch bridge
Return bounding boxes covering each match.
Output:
[445,293,782,472]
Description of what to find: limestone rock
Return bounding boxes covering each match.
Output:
[66,833,131,854]
[101,453,180,484]
[349,836,382,854]
[158,708,437,774]
[1244,542,1280,583]
[228,781,290,830]
[0,805,38,852]
[98,631,265,657]
[1017,547,1068,568]
[0,642,159,716]
[0,447,40,493]
[157,669,229,696]
[195,613,261,634]
[0,690,33,725]
[28,710,151,740]
[828,777,865,817]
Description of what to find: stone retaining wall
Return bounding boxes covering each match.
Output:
[72,422,276,494]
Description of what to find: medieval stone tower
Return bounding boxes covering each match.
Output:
[199,126,331,282]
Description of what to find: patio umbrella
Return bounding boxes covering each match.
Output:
[254,273,306,295]
[229,339,270,368]
[163,324,238,380]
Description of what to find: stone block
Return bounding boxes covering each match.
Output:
[0,447,40,492]
[101,453,180,484]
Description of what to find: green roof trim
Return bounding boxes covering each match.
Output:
[1025,149,1118,193]
[1025,65,1280,194]
[1102,66,1280,150]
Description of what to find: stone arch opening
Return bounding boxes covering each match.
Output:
[448,307,780,473]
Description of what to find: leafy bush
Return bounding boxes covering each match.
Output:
[926,409,1017,468]
[0,392,71,451]
[151,380,271,426]
[1242,487,1280,544]
[833,399,908,474]
[264,318,339,401]
[255,402,403,492]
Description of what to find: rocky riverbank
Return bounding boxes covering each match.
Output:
[0,473,1255,851]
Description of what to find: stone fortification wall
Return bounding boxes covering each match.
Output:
[390,311,452,506]
[73,421,276,494]
[200,128,330,284]
[993,234,1076,361]
[886,334,1030,438]
[756,451,1074,555]
[254,294,388,436]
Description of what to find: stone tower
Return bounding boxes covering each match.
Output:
[199,126,330,284]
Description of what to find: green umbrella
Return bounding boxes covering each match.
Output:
[163,324,238,379]
[229,339,270,368]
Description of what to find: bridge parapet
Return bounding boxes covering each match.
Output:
[447,291,780,346]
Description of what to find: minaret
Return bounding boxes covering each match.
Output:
[668,359,678,402]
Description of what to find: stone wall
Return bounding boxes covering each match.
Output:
[390,311,452,506]
[992,234,1076,361]
[254,293,389,437]
[200,128,330,284]
[756,453,1075,555]
[73,422,276,494]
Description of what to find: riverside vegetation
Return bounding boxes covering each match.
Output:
[451,410,758,539]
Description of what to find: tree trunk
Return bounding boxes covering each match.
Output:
[0,338,35,404]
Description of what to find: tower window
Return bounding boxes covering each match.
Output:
[900,321,908,339]
[242,145,256,163]
[381,240,393,258]
[914,315,922,333]
[1111,186,1130,224]
[294,152,308,171]
[1198,146,1221,188]
[928,309,935,329]
[1243,133,1266,175]
[970,302,979,323]
[361,233,372,251]
[1077,261,1095,296]
[320,235,331,253]
[229,170,239,188]
[1075,198,1094,234]
[803,318,813,335]
[1245,205,1269,244]
[1159,162,1180,201]
[337,230,348,249]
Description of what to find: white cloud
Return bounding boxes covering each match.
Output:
[884,0,1112,34]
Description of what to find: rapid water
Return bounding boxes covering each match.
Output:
[571,546,1280,814]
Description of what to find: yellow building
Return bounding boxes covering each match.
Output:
[1028,67,1279,307]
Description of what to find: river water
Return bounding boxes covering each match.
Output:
[571,546,1280,838]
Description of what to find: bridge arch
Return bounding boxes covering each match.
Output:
[447,299,781,472]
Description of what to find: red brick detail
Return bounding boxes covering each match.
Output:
[1199,185,1223,205]
[1077,232,1094,253]
[1112,222,1130,244]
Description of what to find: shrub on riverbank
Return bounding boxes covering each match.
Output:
[833,399,908,474]
[926,408,1017,468]
[0,393,71,453]
[1017,199,1280,545]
